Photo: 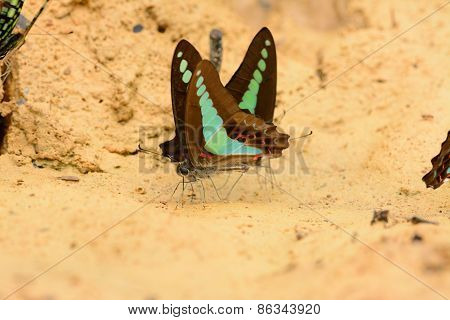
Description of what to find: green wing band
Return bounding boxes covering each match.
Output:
[195,70,262,156]
[238,39,272,114]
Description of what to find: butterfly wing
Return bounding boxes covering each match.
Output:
[225,27,277,123]
[159,40,201,162]
[0,0,49,60]
[423,131,450,189]
[184,60,289,170]
[0,0,25,46]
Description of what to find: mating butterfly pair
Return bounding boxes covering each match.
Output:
[160,28,289,181]
[0,0,49,60]
[423,131,450,189]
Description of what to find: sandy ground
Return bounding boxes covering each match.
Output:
[0,0,449,299]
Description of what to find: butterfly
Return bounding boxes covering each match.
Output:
[0,0,49,60]
[159,28,289,181]
[422,131,450,189]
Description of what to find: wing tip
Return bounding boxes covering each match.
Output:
[257,27,274,38]
[173,39,199,56]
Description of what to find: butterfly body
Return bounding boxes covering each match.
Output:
[160,28,288,183]
[172,58,288,180]
[423,131,450,189]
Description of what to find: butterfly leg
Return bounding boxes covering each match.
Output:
[268,158,277,189]
[175,177,186,209]
[208,176,222,201]
[170,180,182,201]
[199,179,206,206]
[224,171,244,200]
[188,182,196,203]
[262,164,272,202]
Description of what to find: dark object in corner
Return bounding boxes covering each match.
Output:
[371,210,389,225]
[422,131,450,189]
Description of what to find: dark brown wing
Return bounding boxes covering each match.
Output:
[225,27,277,122]
[0,0,49,60]
[423,131,450,189]
[159,40,201,162]
[0,0,25,58]
[0,0,24,41]
[184,60,289,170]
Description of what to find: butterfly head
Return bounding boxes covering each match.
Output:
[176,162,197,182]
[176,164,189,176]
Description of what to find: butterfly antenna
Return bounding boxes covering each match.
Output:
[138,143,158,155]
[137,143,168,160]
[267,158,277,189]
[209,29,223,72]
[290,130,313,141]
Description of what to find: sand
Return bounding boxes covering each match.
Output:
[0,0,449,299]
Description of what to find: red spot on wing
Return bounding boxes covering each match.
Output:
[200,152,213,159]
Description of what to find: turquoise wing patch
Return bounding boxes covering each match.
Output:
[195,70,262,156]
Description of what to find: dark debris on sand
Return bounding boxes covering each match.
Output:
[409,216,438,225]
[370,210,389,225]
[411,233,423,242]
